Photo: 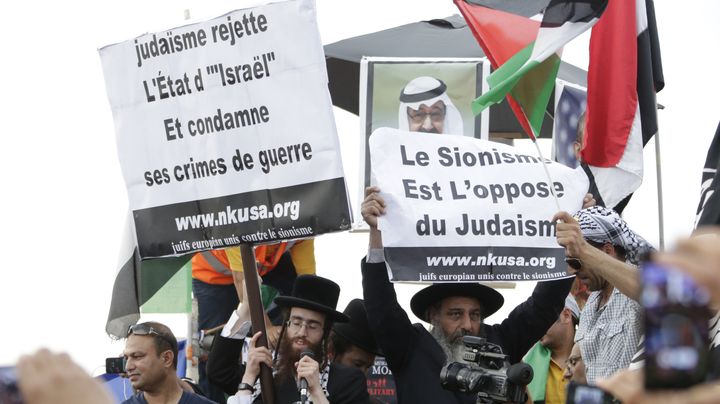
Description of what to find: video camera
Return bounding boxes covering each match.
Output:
[440,336,533,404]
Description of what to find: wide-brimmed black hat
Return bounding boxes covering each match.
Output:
[410,283,504,322]
[332,299,382,356]
[275,275,349,323]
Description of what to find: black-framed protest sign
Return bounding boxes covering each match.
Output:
[99,0,351,258]
[355,57,490,229]
[370,128,588,282]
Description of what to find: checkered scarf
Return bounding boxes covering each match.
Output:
[576,206,654,265]
[250,359,330,402]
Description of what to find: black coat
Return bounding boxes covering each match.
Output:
[362,259,573,404]
[206,335,369,404]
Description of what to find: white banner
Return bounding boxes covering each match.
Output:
[100,0,351,258]
[370,128,588,282]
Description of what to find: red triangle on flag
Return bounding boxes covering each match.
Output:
[455,1,540,68]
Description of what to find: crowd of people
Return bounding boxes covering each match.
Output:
[11,85,720,404]
[14,187,720,404]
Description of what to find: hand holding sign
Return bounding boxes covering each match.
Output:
[369,128,589,282]
[361,186,386,230]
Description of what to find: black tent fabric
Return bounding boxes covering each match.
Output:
[324,15,588,138]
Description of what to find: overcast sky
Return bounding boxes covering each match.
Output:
[0,0,718,373]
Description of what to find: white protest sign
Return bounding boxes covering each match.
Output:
[370,128,588,282]
[99,0,351,258]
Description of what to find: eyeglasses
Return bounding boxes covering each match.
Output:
[408,108,446,125]
[565,257,582,271]
[286,317,323,333]
[127,324,176,348]
[566,355,583,367]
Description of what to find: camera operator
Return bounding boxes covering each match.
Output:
[360,187,575,403]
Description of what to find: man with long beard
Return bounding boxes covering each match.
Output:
[207,275,369,403]
[360,187,575,403]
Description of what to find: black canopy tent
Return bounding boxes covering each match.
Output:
[323,15,588,139]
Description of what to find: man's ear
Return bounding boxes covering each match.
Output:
[161,350,174,368]
[601,242,616,257]
[560,308,572,324]
[428,307,439,323]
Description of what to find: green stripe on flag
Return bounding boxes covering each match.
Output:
[513,55,561,135]
[140,256,192,313]
[472,41,561,136]
[472,42,535,115]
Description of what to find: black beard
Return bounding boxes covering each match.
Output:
[275,333,324,382]
[416,127,441,134]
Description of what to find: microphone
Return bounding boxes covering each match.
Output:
[298,350,315,403]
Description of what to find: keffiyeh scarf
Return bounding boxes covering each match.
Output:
[576,206,654,265]
[250,362,331,403]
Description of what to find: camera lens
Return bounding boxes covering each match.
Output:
[440,362,465,392]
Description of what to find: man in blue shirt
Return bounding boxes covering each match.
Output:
[123,322,215,404]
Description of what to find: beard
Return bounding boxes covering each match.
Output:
[275,331,324,383]
[430,320,471,364]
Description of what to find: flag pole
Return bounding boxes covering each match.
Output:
[654,130,665,249]
[240,244,275,404]
[529,132,562,212]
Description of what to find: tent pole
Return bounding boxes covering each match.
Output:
[240,244,275,404]
[655,131,665,250]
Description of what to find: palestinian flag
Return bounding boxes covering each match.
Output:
[106,212,191,338]
[456,0,608,140]
[583,0,664,209]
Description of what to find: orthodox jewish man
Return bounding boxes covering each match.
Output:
[208,275,369,404]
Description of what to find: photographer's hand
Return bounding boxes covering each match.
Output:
[17,349,113,404]
[656,229,720,307]
[598,369,720,404]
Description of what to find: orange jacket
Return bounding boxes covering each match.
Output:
[191,250,233,285]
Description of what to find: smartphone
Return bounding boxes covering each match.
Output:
[0,366,22,404]
[566,382,616,404]
[641,261,712,389]
[105,356,126,374]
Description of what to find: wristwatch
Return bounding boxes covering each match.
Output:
[237,382,256,393]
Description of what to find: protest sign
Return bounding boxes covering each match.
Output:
[370,128,588,282]
[99,0,351,258]
[366,356,397,404]
[355,57,489,229]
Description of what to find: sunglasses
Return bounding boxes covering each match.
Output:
[127,324,176,349]
[565,257,582,271]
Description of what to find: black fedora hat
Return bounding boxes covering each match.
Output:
[275,275,349,323]
[332,299,382,356]
[410,283,504,322]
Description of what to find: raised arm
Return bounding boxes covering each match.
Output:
[554,211,641,301]
[361,186,419,369]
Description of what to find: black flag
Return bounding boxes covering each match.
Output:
[695,121,720,227]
